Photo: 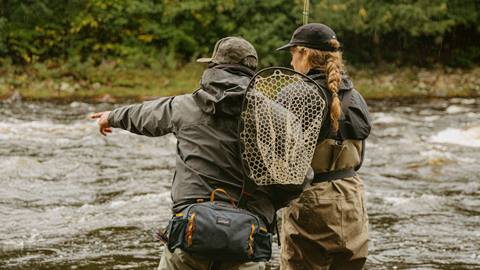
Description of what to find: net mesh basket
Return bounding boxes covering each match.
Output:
[240,68,327,185]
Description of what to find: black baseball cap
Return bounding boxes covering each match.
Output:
[276,23,338,52]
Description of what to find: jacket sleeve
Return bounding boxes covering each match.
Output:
[107,97,175,137]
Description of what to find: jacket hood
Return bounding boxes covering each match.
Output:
[307,69,354,91]
[193,64,255,116]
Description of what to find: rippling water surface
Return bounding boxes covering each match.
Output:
[1,98,479,269]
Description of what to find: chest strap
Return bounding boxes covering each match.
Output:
[313,168,356,183]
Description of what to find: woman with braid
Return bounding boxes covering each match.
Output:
[276,23,370,270]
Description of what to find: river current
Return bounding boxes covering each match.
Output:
[0,98,479,269]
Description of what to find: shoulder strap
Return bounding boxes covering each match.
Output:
[330,89,353,140]
[340,89,353,114]
[341,89,366,171]
[237,178,258,208]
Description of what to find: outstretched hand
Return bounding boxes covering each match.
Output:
[90,111,112,136]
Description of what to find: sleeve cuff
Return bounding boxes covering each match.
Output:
[107,110,117,127]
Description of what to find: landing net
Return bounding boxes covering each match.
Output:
[240,68,327,185]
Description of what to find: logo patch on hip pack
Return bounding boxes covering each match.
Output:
[216,216,231,226]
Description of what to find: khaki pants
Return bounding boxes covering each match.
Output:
[158,247,266,270]
[280,176,368,270]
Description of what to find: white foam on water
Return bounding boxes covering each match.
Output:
[0,119,94,142]
[387,194,447,214]
[450,98,477,105]
[109,200,127,208]
[419,148,453,160]
[0,239,26,251]
[431,126,480,147]
[422,115,441,122]
[383,196,412,206]
[372,112,407,124]
[445,105,470,114]
[109,192,171,209]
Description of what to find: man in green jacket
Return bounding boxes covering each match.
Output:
[91,37,272,270]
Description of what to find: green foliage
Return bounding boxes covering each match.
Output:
[0,17,7,54]
[0,0,478,67]
[0,0,301,67]
[311,0,480,66]
[315,0,463,36]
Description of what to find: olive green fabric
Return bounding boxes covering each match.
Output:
[280,139,368,270]
[311,139,363,173]
[158,247,266,270]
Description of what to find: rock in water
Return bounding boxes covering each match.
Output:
[6,90,22,103]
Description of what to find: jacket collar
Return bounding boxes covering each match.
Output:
[193,64,253,116]
[209,63,256,77]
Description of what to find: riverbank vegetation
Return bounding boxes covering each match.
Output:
[1,0,479,101]
[1,60,478,102]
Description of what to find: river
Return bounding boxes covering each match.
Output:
[0,98,479,269]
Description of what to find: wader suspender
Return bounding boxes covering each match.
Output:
[339,89,366,171]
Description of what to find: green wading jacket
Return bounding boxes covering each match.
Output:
[107,64,276,225]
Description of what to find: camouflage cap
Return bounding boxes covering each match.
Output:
[197,37,258,65]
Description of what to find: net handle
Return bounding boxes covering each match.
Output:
[303,0,310,25]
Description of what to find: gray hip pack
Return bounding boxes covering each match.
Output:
[165,189,272,262]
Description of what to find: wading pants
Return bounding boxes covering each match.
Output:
[158,247,266,270]
[280,176,368,270]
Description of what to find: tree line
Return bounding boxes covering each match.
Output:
[0,0,478,68]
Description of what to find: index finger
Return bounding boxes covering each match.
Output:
[90,112,103,119]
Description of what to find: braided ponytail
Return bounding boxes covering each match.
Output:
[301,39,343,132]
[325,40,342,132]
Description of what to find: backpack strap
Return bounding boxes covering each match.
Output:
[237,177,258,208]
[340,89,353,112]
[339,89,366,171]
[336,89,352,139]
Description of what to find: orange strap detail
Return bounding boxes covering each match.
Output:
[186,212,196,247]
[248,223,255,257]
[210,188,236,206]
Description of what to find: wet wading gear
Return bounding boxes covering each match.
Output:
[280,71,370,270]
